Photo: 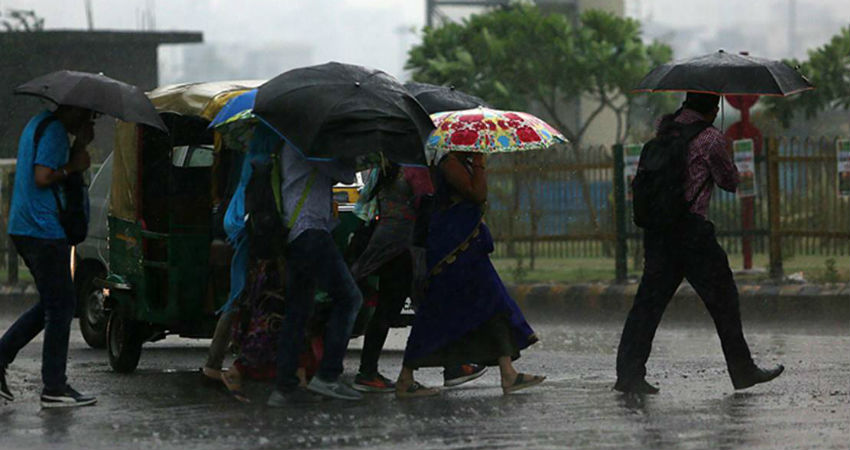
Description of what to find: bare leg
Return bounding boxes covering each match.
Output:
[395,365,438,398]
[498,356,518,388]
[396,366,416,386]
[297,367,307,387]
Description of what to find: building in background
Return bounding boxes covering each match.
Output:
[0,30,202,160]
[160,41,313,86]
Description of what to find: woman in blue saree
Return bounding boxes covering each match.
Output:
[395,151,544,398]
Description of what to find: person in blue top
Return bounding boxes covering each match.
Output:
[0,106,97,408]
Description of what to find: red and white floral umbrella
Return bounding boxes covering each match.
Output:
[426,107,566,162]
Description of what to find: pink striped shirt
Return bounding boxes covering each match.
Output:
[663,109,739,218]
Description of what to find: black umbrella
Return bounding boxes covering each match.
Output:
[634,50,814,96]
[253,62,433,166]
[15,70,167,131]
[404,82,489,114]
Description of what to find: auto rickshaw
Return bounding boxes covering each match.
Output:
[98,81,369,373]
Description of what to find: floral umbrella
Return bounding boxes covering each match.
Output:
[426,107,566,164]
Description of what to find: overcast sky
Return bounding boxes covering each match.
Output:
[3,0,850,83]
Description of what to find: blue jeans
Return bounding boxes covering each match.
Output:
[0,235,76,391]
[275,229,363,391]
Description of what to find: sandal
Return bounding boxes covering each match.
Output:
[395,380,440,399]
[502,373,546,395]
[221,370,250,403]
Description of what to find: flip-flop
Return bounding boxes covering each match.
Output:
[221,371,250,403]
[395,381,440,399]
[502,373,546,395]
[201,366,225,381]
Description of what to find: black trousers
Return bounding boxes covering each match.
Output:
[615,215,756,386]
[358,251,411,376]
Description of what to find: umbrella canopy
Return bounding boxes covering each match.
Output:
[404,82,489,114]
[209,89,259,150]
[253,62,433,166]
[426,107,566,163]
[634,50,814,96]
[15,70,167,131]
[210,89,257,127]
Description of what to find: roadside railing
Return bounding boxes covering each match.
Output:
[1,139,848,284]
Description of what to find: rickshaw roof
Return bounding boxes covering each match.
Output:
[147,80,265,119]
[109,80,266,222]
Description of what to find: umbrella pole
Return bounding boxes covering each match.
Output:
[721,96,725,132]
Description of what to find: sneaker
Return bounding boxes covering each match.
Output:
[0,366,12,401]
[267,387,323,407]
[306,377,363,401]
[40,385,97,408]
[353,372,396,393]
[444,364,488,387]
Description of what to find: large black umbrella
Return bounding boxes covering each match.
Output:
[404,82,489,114]
[634,50,814,96]
[253,62,433,166]
[15,70,167,131]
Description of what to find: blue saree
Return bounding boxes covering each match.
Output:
[403,184,537,367]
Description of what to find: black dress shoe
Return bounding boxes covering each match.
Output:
[614,378,659,395]
[732,364,784,390]
[0,366,13,401]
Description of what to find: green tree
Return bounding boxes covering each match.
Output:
[763,26,850,127]
[406,3,672,237]
[408,4,671,146]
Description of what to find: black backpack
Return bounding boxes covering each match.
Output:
[33,116,89,245]
[244,159,284,260]
[631,120,711,231]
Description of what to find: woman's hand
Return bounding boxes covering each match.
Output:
[471,153,486,168]
[440,152,487,204]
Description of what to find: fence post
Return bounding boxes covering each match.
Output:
[612,144,628,283]
[766,138,784,280]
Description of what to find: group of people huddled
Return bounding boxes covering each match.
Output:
[200,124,545,405]
[1,92,783,409]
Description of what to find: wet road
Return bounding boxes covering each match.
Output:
[0,303,848,450]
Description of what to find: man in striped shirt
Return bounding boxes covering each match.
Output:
[614,92,784,394]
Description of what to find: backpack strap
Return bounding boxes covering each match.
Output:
[287,168,317,229]
[31,115,67,210]
[32,115,59,162]
[270,153,283,216]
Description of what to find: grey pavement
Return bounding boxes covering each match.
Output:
[0,299,848,450]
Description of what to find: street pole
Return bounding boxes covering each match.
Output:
[612,144,628,283]
[426,0,434,28]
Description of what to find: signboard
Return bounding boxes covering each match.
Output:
[623,144,642,199]
[838,139,850,197]
[733,139,757,198]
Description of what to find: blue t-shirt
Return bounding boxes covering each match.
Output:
[7,111,70,239]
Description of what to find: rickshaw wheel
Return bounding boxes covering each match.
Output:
[106,309,145,373]
[77,269,108,349]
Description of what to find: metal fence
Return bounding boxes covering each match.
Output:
[1,138,848,283]
[485,137,850,280]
